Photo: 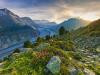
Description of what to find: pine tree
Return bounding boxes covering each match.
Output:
[13,48,20,53]
[24,41,32,48]
[59,26,66,35]
[45,35,50,40]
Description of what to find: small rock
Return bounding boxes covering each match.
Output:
[69,68,79,75]
[96,46,100,53]
[84,68,95,75]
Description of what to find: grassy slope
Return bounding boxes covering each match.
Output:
[74,19,100,37]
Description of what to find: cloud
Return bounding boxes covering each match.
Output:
[0,0,100,23]
[3,0,58,8]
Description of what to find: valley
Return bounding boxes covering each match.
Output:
[0,8,99,75]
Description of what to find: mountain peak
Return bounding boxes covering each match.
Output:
[0,8,9,11]
[0,8,17,17]
[0,8,11,13]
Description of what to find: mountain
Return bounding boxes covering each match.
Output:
[0,8,38,30]
[59,18,89,31]
[75,19,100,37]
[0,8,22,29]
[0,8,38,50]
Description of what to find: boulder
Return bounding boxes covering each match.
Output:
[46,56,61,74]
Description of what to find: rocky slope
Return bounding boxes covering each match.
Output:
[74,19,100,51]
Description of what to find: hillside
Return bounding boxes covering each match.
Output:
[73,19,100,49]
[0,31,99,75]
[75,19,100,37]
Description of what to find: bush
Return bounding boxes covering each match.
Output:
[45,35,51,40]
[24,41,33,48]
[13,48,20,53]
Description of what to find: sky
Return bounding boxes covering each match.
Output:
[0,0,100,23]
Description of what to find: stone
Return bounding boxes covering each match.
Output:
[0,63,3,68]
[69,68,79,75]
[96,46,100,53]
[46,56,61,74]
[36,43,50,51]
[84,68,95,75]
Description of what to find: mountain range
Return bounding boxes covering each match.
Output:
[0,8,99,53]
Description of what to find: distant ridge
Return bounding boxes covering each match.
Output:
[59,18,89,31]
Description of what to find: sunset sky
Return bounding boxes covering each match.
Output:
[0,0,100,23]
